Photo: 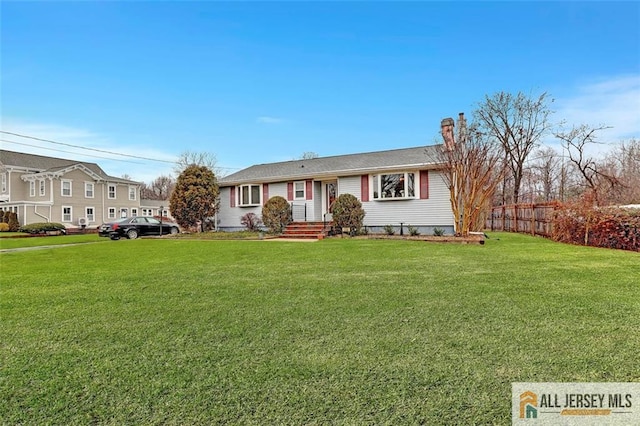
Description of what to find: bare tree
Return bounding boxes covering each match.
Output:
[299,152,319,159]
[475,91,554,204]
[141,175,175,200]
[528,147,562,202]
[174,151,219,176]
[601,138,640,204]
[553,124,619,205]
[434,113,505,235]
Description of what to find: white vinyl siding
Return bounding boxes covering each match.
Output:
[355,171,453,227]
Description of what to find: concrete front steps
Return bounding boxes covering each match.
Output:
[281,221,330,240]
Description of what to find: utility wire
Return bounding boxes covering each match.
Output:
[1,130,243,172]
[0,139,144,164]
[1,130,176,164]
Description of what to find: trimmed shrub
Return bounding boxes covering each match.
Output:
[408,225,420,236]
[0,222,9,232]
[19,222,67,234]
[332,194,365,236]
[261,196,292,234]
[240,212,262,231]
[433,227,445,236]
[8,212,20,232]
[383,224,395,236]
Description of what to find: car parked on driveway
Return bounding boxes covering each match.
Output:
[99,216,180,240]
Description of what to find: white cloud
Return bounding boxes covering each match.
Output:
[555,74,640,143]
[256,116,284,124]
[0,117,177,183]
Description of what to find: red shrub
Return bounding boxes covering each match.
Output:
[553,202,639,251]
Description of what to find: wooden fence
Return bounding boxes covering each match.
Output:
[486,202,559,237]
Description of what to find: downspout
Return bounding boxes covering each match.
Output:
[33,205,49,222]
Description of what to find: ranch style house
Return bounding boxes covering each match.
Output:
[217,144,454,235]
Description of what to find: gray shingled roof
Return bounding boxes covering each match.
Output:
[219,145,443,186]
[0,149,139,183]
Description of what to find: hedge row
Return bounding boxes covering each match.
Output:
[552,205,639,251]
[19,222,67,234]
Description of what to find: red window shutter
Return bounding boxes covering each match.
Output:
[262,183,269,205]
[420,170,429,199]
[361,175,369,202]
[287,182,293,201]
[305,180,313,200]
[230,186,236,207]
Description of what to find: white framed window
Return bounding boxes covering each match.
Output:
[85,207,95,222]
[29,181,36,197]
[108,207,116,219]
[108,184,116,199]
[39,179,46,196]
[128,185,136,201]
[131,208,138,217]
[62,206,72,222]
[239,184,261,206]
[61,180,72,197]
[1,173,6,192]
[120,208,128,218]
[294,181,305,200]
[85,182,94,198]
[372,172,416,200]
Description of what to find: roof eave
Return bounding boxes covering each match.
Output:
[219,162,444,186]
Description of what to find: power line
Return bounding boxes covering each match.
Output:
[1,130,176,164]
[0,139,144,164]
[1,130,243,172]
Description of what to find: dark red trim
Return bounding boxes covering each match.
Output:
[287,182,293,201]
[420,170,429,199]
[361,175,369,202]
[305,180,313,200]
[262,183,269,205]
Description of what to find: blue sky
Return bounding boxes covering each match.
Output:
[2,1,639,183]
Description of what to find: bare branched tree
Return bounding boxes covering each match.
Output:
[553,124,619,205]
[475,91,554,204]
[529,147,562,202]
[601,138,640,204]
[433,113,505,235]
[141,175,175,200]
[299,152,319,160]
[174,151,219,176]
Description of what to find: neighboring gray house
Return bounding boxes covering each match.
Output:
[217,145,454,234]
[0,150,158,228]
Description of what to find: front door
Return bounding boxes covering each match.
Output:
[323,181,337,220]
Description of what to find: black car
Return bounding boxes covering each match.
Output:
[99,216,179,240]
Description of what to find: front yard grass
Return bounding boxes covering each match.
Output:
[1,233,638,424]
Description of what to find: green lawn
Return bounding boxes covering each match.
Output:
[1,233,638,424]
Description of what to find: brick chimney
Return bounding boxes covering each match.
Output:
[440,117,455,150]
